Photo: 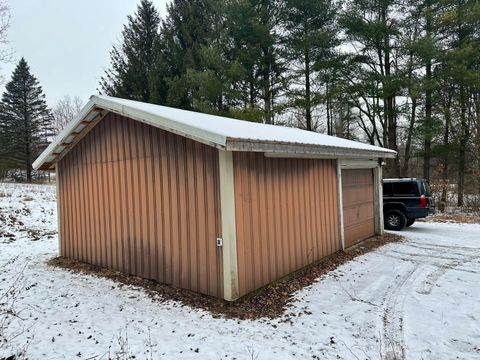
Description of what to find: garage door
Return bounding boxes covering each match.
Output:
[342,169,375,247]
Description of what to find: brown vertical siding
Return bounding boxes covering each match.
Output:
[57,113,223,298]
[233,153,340,297]
[342,169,375,248]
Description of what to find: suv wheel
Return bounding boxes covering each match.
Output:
[406,218,415,227]
[385,210,407,231]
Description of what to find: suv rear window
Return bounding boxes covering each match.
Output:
[392,182,419,196]
[422,181,431,196]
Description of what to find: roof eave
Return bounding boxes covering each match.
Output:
[92,96,227,150]
[33,96,229,171]
[33,95,396,171]
[225,138,397,159]
[32,99,99,170]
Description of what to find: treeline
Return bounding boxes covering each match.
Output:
[101,0,479,207]
[0,0,478,209]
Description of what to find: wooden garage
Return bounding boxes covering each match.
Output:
[34,95,396,301]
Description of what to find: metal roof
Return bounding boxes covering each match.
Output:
[33,95,397,170]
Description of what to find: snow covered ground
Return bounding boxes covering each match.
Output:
[1,182,479,360]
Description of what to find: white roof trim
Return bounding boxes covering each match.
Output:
[33,95,396,170]
[93,96,228,149]
[33,99,97,170]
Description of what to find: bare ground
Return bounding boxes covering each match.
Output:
[421,213,480,224]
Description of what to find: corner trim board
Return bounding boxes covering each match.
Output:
[337,160,345,250]
[374,165,384,235]
[56,162,62,256]
[218,150,240,301]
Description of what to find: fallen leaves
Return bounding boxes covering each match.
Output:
[48,233,403,321]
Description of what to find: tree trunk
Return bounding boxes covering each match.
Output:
[457,85,469,207]
[385,69,400,177]
[305,47,312,131]
[26,140,31,182]
[382,7,400,177]
[440,108,450,212]
[458,147,466,207]
[24,97,32,182]
[249,80,255,109]
[423,59,433,182]
[403,97,417,176]
[423,1,434,182]
[326,80,332,135]
[474,91,480,197]
[263,69,272,125]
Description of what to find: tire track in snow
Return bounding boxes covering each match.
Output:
[407,240,480,252]
[378,241,480,296]
[415,251,480,295]
[380,264,419,360]
[375,252,480,276]
[379,236,480,359]
[404,242,479,257]
[386,249,465,261]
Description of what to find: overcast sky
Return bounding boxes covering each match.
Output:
[0,0,169,107]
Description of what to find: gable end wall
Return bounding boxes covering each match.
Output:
[57,113,224,297]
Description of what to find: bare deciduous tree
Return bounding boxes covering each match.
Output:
[0,1,11,83]
[52,95,83,134]
[0,1,10,178]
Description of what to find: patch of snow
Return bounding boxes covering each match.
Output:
[1,183,479,359]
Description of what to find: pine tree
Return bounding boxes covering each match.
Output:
[340,0,406,177]
[184,42,247,117]
[436,0,480,206]
[175,1,249,117]
[99,0,160,102]
[157,0,223,110]
[282,0,339,131]
[226,0,285,124]
[0,58,54,181]
[405,0,443,182]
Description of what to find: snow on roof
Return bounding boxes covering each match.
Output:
[33,95,396,170]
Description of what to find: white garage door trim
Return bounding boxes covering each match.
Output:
[337,159,384,250]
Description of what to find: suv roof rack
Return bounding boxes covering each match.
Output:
[383,178,419,181]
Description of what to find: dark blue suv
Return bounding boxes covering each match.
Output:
[383,178,435,230]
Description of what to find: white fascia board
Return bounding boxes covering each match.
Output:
[262,148,394,160]
[228,139,396,159]
[340,159,380,169]
[92,96,227,150]
[33,96,229,171]
[33,99,97,170]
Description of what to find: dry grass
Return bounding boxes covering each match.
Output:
[48,233,403,320]
[421,213,480,224]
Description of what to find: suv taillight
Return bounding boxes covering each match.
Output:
[420,195,427,208]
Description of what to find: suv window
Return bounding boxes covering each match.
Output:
[422,181,431,196]
[392,182,419,196]
[383,183,393,196]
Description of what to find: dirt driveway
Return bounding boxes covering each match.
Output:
[1,183,479,359]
